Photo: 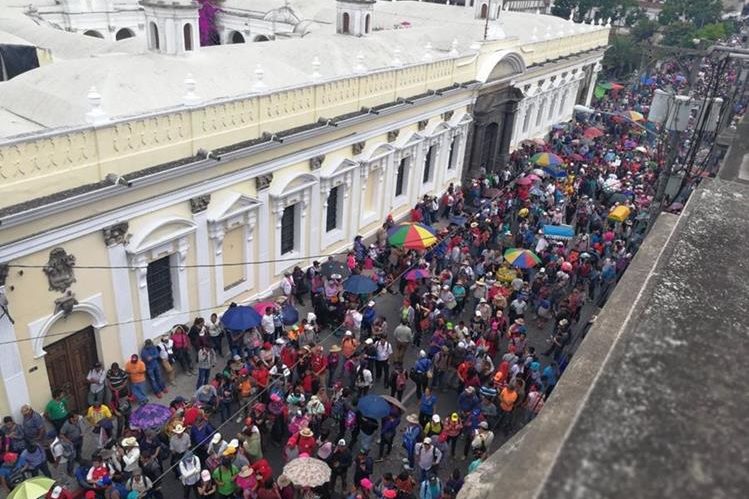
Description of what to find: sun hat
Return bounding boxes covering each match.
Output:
[406,414,419,424]
[238,465,254,478]
[172,424,186,434]
[479,421,489,430]
[300,428,314,438]
[228,439,239,448]
[432,414,440,423]
[329,344,342,352]
[211,433,222,445]
[277,475,291,488]
[121,436,139,447]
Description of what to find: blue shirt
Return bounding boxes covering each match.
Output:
[420,394,437,416]
[141,345,161,369]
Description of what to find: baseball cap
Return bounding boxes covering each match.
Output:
[337,439,346,446]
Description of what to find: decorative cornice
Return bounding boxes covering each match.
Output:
[102,222,130,247]
[255,173,274,191]
[309,154,325,170]
[387,130,400,142]
[352,141,366,155]
[189,194,211,214]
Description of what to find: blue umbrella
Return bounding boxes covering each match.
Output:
[281,304,299,326]
[357,395,391,419]
[543,166,567,178]
[221,305,262,331]
[343,275,378,294]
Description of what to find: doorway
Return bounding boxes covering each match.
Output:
[44,326,99,412]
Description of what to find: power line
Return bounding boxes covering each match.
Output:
[5,251,352,271]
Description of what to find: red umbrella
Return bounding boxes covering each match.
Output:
[583,127,604,139]
[254,301,277,315]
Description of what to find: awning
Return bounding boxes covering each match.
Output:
[543,224,575,240]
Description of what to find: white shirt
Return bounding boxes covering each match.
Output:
[179,456,202,486]
[355,368,373,387]
[261,314,275,335]
[87,368,106,393]
[375,341,393,361]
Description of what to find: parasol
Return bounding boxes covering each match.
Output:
[356,394,391,419]
[254,301,278,315]
[8,477,55,499]
[583,127,604,139]
[405,268,431,281]
[515,176,533,186]
[129,403,172,430]
[608,205,631,223]
[342,275,378,294]
[380,395,407,413]
[320,260,351,279]
[280,303,299,326]
[282,457,332,488]
[543,166,567,179]
[531,152,564,167]
[621,110,645,122]
[387,223,438,250]
[503,248,542,269]
[221,304,262,331]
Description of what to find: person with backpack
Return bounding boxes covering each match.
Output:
[418,475,443,499]
[401,415,421,471]
[413,438,442,482]
[389,364,409,401]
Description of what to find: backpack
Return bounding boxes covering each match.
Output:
[395,371,407,391]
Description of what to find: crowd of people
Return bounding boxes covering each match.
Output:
[1,36,746,499]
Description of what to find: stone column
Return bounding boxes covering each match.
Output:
[255,175,273,295]
[497,101,519,169]
[103,223,139,358]
[0,271,31,418]
[585,62,602,107]
[190,195,212,311]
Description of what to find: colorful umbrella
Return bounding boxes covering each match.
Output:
[621,110,645,122]
[283,457,331,488]
[387,223,438,250]
[221,304,262,331]
[504,248,541,269]
[357,394,391,419]
[515,176,533,186]
[8,477,55,499]
[531,152,564,167]
[320,260,350,279]
[543,166,567,179]
[129,403,172,430]
[342,275,378,294]
[583,127,604,139]
[254,301,278,315]
[405,268,430,281]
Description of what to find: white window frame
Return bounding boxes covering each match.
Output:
[359,147,391,228]
[270,177,316,276]
[320,159,357,250]
[127,217,196,339]
[393,133,423,208]
[207,194,261,305]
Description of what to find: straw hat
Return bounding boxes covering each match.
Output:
[406,414,420,424]
[300,427,314,438]
[172,424,186,435]
[277,475,291,488]
[329,345,342,353]
[121,437,139,447]
[238,465,254,478]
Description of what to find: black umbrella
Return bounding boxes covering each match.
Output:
[320,260,350,279]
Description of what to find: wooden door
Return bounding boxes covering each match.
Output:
[44,326,99,412]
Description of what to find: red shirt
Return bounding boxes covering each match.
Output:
[253,367,269,388]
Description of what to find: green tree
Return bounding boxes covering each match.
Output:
[694,23,727,42]
[661,22,698,48]
[658,0,724,28]
[603,34,642,78]
[630,17,659,42]
[551,0,638,24]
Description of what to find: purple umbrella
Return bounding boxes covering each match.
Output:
[129,403,172,430]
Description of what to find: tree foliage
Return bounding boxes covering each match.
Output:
[630,18,659,42]
[551,0,638,23]
[658,0,724,29]
[603,35,642,78]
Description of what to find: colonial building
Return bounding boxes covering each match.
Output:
[0,0,608,416]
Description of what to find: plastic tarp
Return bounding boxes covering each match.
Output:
[543,224,575,240]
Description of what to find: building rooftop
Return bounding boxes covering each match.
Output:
[0,1,589,138]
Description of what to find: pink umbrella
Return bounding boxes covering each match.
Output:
[527,174,541,182]
[516,177,533,186]
[254,301,278,314]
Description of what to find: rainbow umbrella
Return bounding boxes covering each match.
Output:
[621,110,645,122]
[387,223,438,250]
[530,152,564,167]
[504,248,542,269]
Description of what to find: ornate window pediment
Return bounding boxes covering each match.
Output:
[206,192,261,225]
[126,217,197,256]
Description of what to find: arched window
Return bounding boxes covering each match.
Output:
[115,28,135,41]
[83,30,104,39]
[480,3,488,19]
[183,23,193,51]
[150,22,159,50]
[365,14,371,34]
[342,12,350,34]
[230,31,245,44]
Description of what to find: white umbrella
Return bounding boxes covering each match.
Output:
[282,457,331,488]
